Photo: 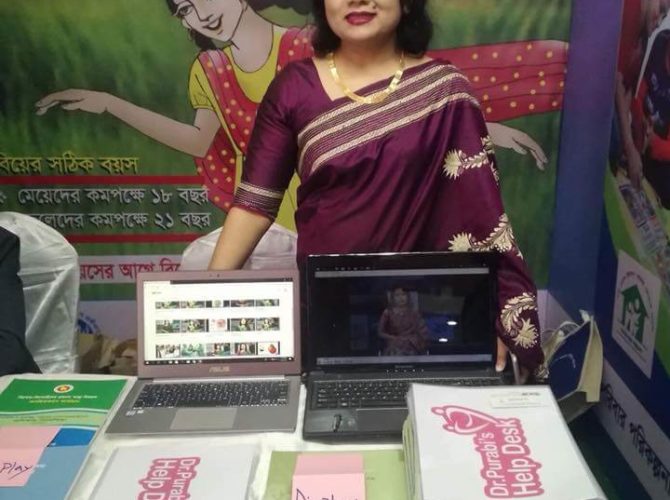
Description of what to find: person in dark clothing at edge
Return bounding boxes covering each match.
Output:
[0,226,40,375]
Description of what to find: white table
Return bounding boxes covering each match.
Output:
[0,374,401,499]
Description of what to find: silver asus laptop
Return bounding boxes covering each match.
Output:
[107,269,302,435]
[302,252,516,441]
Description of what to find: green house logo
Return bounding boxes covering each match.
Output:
[612,252,661,377]
[619,285,648,343]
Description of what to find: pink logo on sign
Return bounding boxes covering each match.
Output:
[432,406,544,498]
[137,457,200,500]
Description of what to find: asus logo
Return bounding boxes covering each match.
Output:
[209,366,230,373]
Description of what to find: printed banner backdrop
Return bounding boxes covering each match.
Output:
[594,0,670,497]
[0,0,571,338]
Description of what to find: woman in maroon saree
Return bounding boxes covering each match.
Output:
[210,0,544,374]
[378,287,429,356]
[234,58,543,371]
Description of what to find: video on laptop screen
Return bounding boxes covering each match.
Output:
[142,278,295,365]
[309,267,496,366]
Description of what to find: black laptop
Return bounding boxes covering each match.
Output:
[302,251,514,441]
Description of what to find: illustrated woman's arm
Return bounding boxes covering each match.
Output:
[36,90,220,158]
[428,41,570,170]
[485,122,548,170]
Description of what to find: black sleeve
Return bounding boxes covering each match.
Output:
[0,227,40,375]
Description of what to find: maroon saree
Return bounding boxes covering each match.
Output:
[234,59,544,370]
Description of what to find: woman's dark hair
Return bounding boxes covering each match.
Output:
[165,0,312,51]
[311,0,432,57]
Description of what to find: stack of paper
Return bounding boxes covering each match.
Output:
[91,443,258,500]
[403,384,605,500]
[0,378,126,499]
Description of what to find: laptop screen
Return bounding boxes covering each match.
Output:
[306,252,497,368]
[142,275,296,366]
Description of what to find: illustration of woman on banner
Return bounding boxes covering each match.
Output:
[36,0,568,232]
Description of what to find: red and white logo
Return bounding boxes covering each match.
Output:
[138,457,200,499]
[432,406,544,498]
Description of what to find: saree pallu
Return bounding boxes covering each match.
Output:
[235,59,544,369]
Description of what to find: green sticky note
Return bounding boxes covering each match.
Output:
[263,449,407,500]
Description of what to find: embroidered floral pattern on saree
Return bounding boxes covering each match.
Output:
[447,213,521,257]
[443,135,497,181]
[500,293,540,348]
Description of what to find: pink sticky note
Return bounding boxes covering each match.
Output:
[0,426,60,487]
[292,453,365,500]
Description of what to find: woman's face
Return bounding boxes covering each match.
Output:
[392,288,408,306]
[174,0,246,43]
[324,0,402,49]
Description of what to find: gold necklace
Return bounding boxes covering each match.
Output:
[327,51,405,104]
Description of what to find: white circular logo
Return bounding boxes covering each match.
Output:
[53,384,74,394]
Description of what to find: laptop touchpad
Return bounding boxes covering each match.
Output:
[170,408,237,431]
[356,408,408,432]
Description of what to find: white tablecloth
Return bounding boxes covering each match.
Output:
[0,374,401,499]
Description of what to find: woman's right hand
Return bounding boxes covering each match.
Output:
[496,338,530,383]
[35,89,111,115]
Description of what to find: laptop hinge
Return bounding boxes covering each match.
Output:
[310,363,493,374]
[153,375,287,384]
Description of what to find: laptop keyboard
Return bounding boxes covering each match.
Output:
[132,381,289,409]
[312,377,502,409]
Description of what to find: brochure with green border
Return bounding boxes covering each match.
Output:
[0,378,127,427]
[263,449,406,500]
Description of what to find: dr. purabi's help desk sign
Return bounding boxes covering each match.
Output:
[90,443,257,500]
[403,384,604,500]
